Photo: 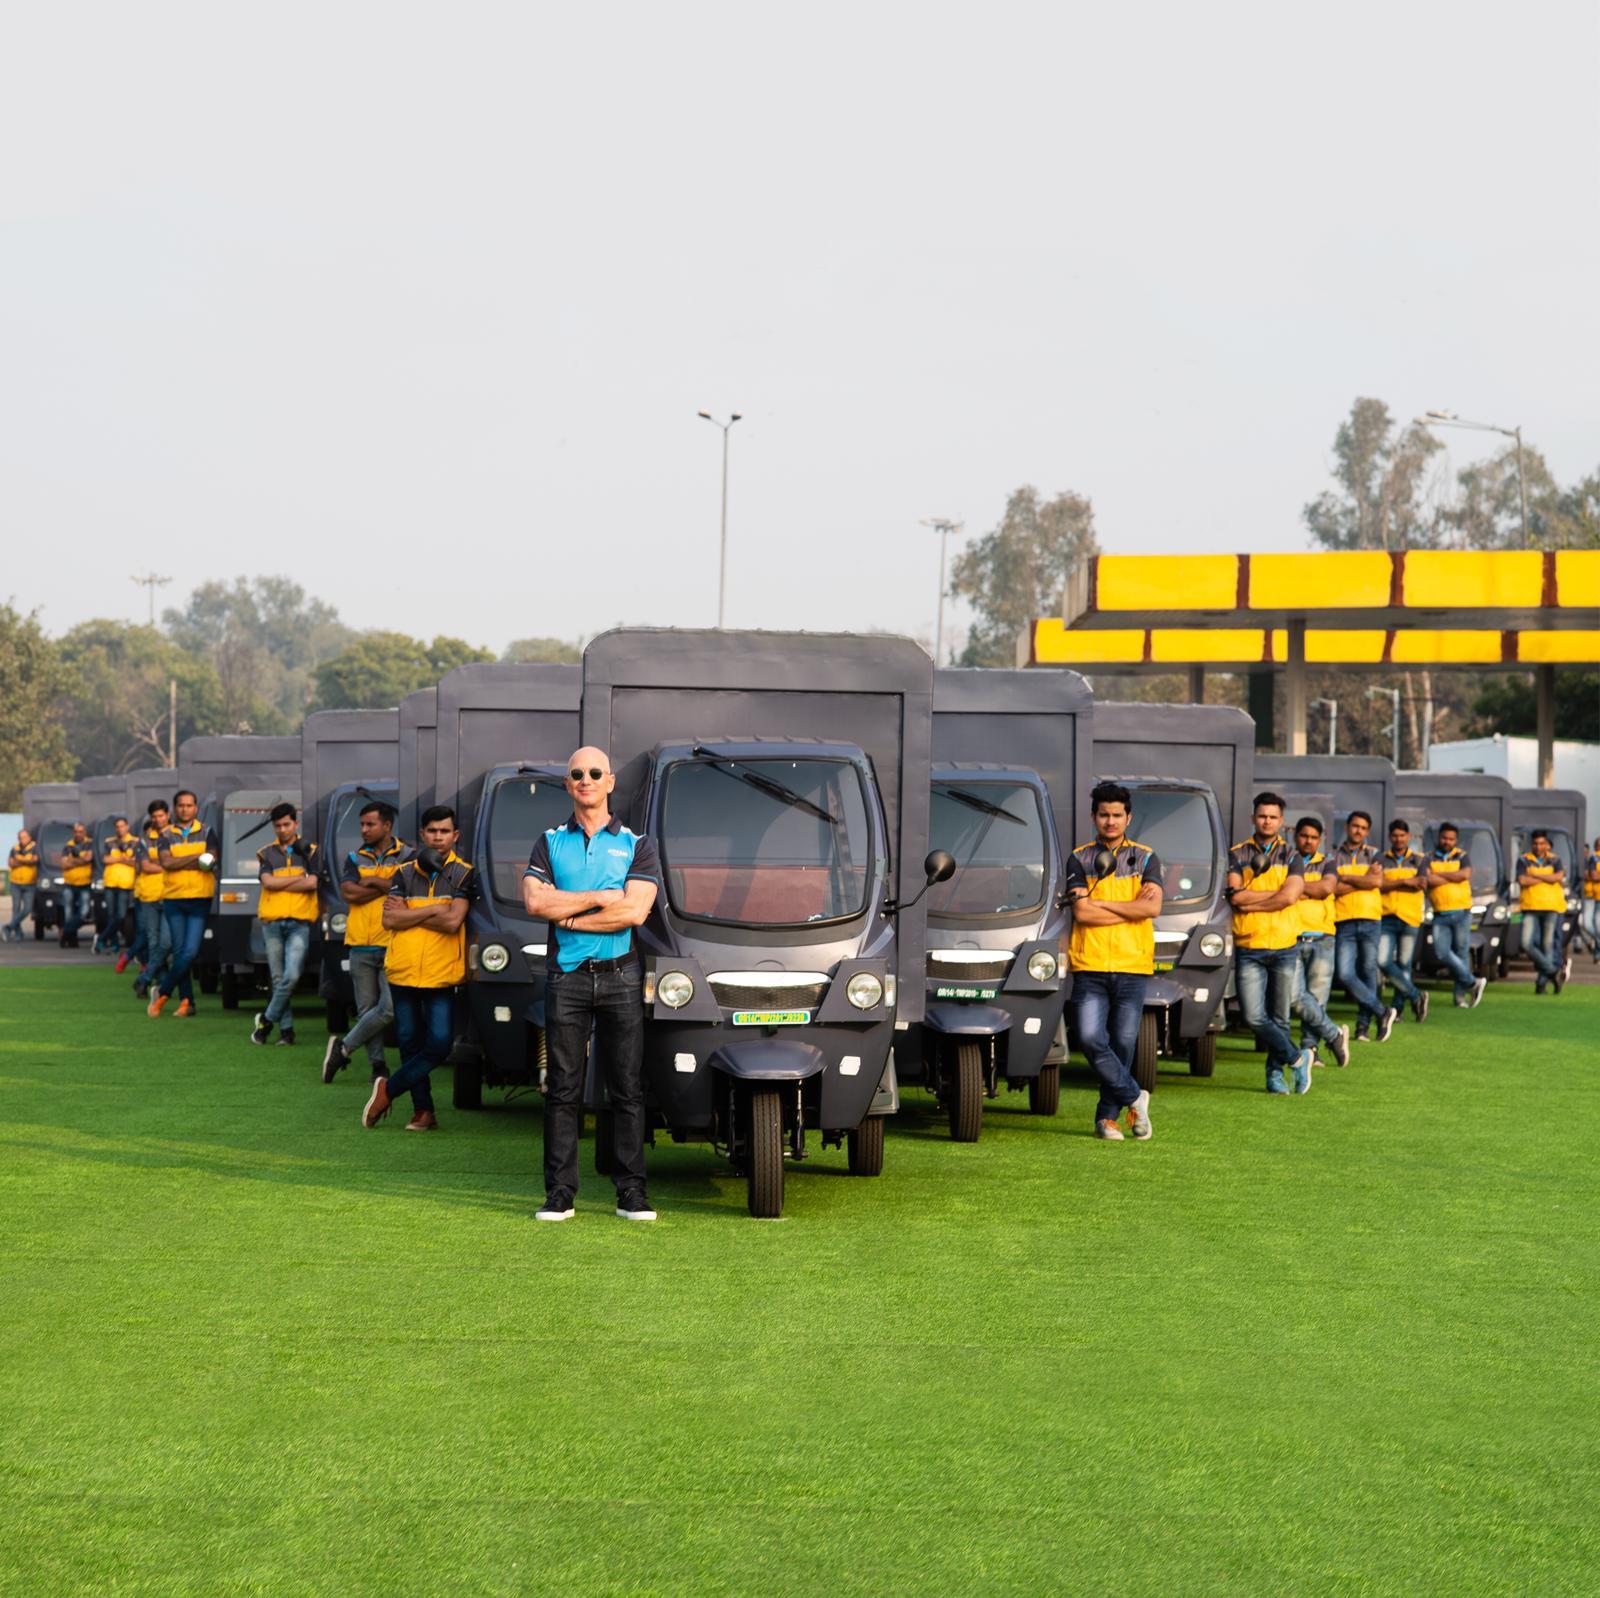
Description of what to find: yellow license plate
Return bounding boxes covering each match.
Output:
[732,1010,811,1027]
[1153,961,1175,972]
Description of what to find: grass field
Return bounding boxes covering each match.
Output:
[2,964,1597,1597]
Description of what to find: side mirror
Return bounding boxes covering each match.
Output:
[924,850,956,886]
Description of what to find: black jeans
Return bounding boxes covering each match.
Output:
[543,959,647,1201]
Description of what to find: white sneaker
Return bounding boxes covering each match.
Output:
[1469,977,1487,1009]
[1094,1118,1125,1141]
[1127,1090,1152,1140]
[1377,1006,1399,1043]
[1326,1025,1351,1068]
[536,1200,576,1222]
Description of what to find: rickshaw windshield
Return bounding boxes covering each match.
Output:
[330,791,393,876]
[486,777,574,911]
[1424,821,1502,903]
[927,782,1046,917]
[37,821,73,863]
[223,802,276,878]
[1126,787,1217,909]
[660,757,872,927]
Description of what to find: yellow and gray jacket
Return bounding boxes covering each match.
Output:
[1296,850,1335,938]
[133,829,167,903]
[1427,846,1472,914]
[61,837,95,888]
[1228,835,1303,951]
[1380,847,1427,928]
[7,842,39,886]
[102,834,139,891]
[1065,838,1164,975]
[257,838,320,923]
[160,819,221,901]
[1326,839,1382,924]
[384,852,478,988]
[1519,853,1566,914]
[340,836,415,948]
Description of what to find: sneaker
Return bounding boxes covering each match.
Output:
[536,1194,577,1220]
[1377,1007,1398,1043]
[1093,1118,1125,1140]
[361,1075,391,1128]
[275,1030,295,1047]
[175,999,196,1018]
[1411,990,1430,1024]
[322,1036,349,1084]
[1326,1025,1350,1069]
[114,953,129,975]
[1536,980,1548,996]
[1469,977,1487,1009]
[616,1191,657,1220]
[250,1017,273,1045]
[147,993,168,1018]
[1126,1090,1152,1141]
[133,979,150,1001]
[1353,1030,1370,1045]
[1292,1049,1313,1094]
[1265,1067,1289,1095]
[404,1110,439,1132]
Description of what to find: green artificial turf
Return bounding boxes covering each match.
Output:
[2,966,1597,1597]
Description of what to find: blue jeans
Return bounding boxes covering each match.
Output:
[1429,909,1475,999]
[1235,947,1300,1072]
[1378,917,1420,1006]
[6,882,33,936]
[387,984,455,1113]
[1292,936,1341,1046]
[102,887,132,949]
[343,947,394,1069]
[133,899,172,984]
[62,885,93,941]
[1581,897,1599,950]
[1335,918,1384,1032]
[1072,969,1147,1123]
[159,900,210,1002]
[261,919,312,1029]
[1523,909,1562,984]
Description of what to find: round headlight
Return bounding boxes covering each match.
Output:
[657,971,694,1009]
[328,911,349,937]
[480,942,510,974]
[1489,904,1507,922]
[845,971,884,1009]
[1026,950,1058,982]
[1199,932,1225,958]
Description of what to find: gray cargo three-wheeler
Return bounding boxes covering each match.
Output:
[581,628,939,1218]
[1090,703,1250,1087]
[398,688,438,842]
[897,667,1087,1138]
[430,662,580,1108]
[21,782,83,938]
[1509,787,1586,961]
[79,774,132,944]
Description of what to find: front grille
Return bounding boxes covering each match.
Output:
[925,952,1011,982]
[709,977,829,1010]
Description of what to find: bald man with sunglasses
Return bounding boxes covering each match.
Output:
[523,748,661,1223]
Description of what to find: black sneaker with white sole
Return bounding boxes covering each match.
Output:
[322,1035,349,1084]
[250,1015,273,1045]
[275,1030,295,1046]
[1377,1006,1399,1043]
[616,1191,658,1221]
[536,1194,576,1222]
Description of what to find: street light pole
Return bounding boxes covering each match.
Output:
[697,411,742,628]
[131,571,171,626]
[1315,697,1338,755]
[1367,686,1401,768]
[920,518,963,664]
[1416,410,1529,543]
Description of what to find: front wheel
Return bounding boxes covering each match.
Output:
[1188,1031,1217,1079]
[197,964,219,996]
[1134,1013,1159,1094]
[847,1115,884,1176]
[948,1041,983,1142]
[746,1086,785,1218]
[452,1061,483,1110]
[1028,1064,1060,1116]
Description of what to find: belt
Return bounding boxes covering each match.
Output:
[564,954,638,974]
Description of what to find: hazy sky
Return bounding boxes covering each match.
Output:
[4,2,1597,656]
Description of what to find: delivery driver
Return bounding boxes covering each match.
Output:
[522,747,660,1223]
[1327,810,1397,1044]
[1517,830,1570,995]
[130,802,172,1000]
[361,805,478,1133]
[4,828,39,942]
[323,799,413,1086]
[1424,822,1487,1009]
[59,821,96,948]
[1578,837,1600,962]
[147,789,219,1018]
[250,802,320,1047]
[1377,819,1430,1025]
[100,817,138,960]
[1226,792,1313,1095]
[1064,782,1162,1142]
[1289,818,1350,1068]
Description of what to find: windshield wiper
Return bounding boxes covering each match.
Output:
[690,747,838,824]
[235,814,275,846]
[938,788,1026,824]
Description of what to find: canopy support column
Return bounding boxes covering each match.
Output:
[1536,665,1555,787]
[1285,619,1308,757]
[1187,665,1206,704]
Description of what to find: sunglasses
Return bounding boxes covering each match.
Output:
[569,767,607,782]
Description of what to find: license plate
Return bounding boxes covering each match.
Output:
[934,985,999,1000]
[1153,961,1175,972]
[732,1009,811,1027]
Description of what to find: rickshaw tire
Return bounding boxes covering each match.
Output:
[1028,1064,1060,1116]
[220,970,240,1011]
[33,920,44,941]
[847,1115,884,1175]
[1134,1013,1159,1094]
[949,1042,983,1142]
[593,1107,618,1175]
[198,965,219,996]
[747,1087,784,1217]
[1188,1031,1217,1078]
[452,1061,483,1110]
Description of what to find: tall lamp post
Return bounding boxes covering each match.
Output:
[1367,686,1401,768]
[920,517,964,665]
[1315,696,1338,756]
[697,411,742,628]
[131,571,171,626]
[1415,409,1529,543]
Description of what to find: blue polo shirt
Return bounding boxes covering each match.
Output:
[525,814,661,972]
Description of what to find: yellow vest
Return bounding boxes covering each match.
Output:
[1519,854,1567,913]
[342,838,414,948]
[62,839,94,887]
[1229,836,1302,952]
[384,852,476,988]
[1380,849,1426,928]
[1427,848,1472,913]
[103,837,138,890]
[257,838,320,922]
[1066,839,1160,975]
[161,820,217,900]
[1328,841,1382,922]
[134,832,167,903]
[1297,852,1336,936]
[8,846,39,886]
[1583,853,1600,902]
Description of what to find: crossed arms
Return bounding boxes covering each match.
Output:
[1069,881,1164,925]
[522,875,658,932]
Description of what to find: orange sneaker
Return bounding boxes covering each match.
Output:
[147,993,168,1018]
[1094,1118,1125,1141]
[175,999,196,1018]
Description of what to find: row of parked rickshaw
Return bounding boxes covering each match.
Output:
[18,629,1589,1216]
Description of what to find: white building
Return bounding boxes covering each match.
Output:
[1428,736,1600,838]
